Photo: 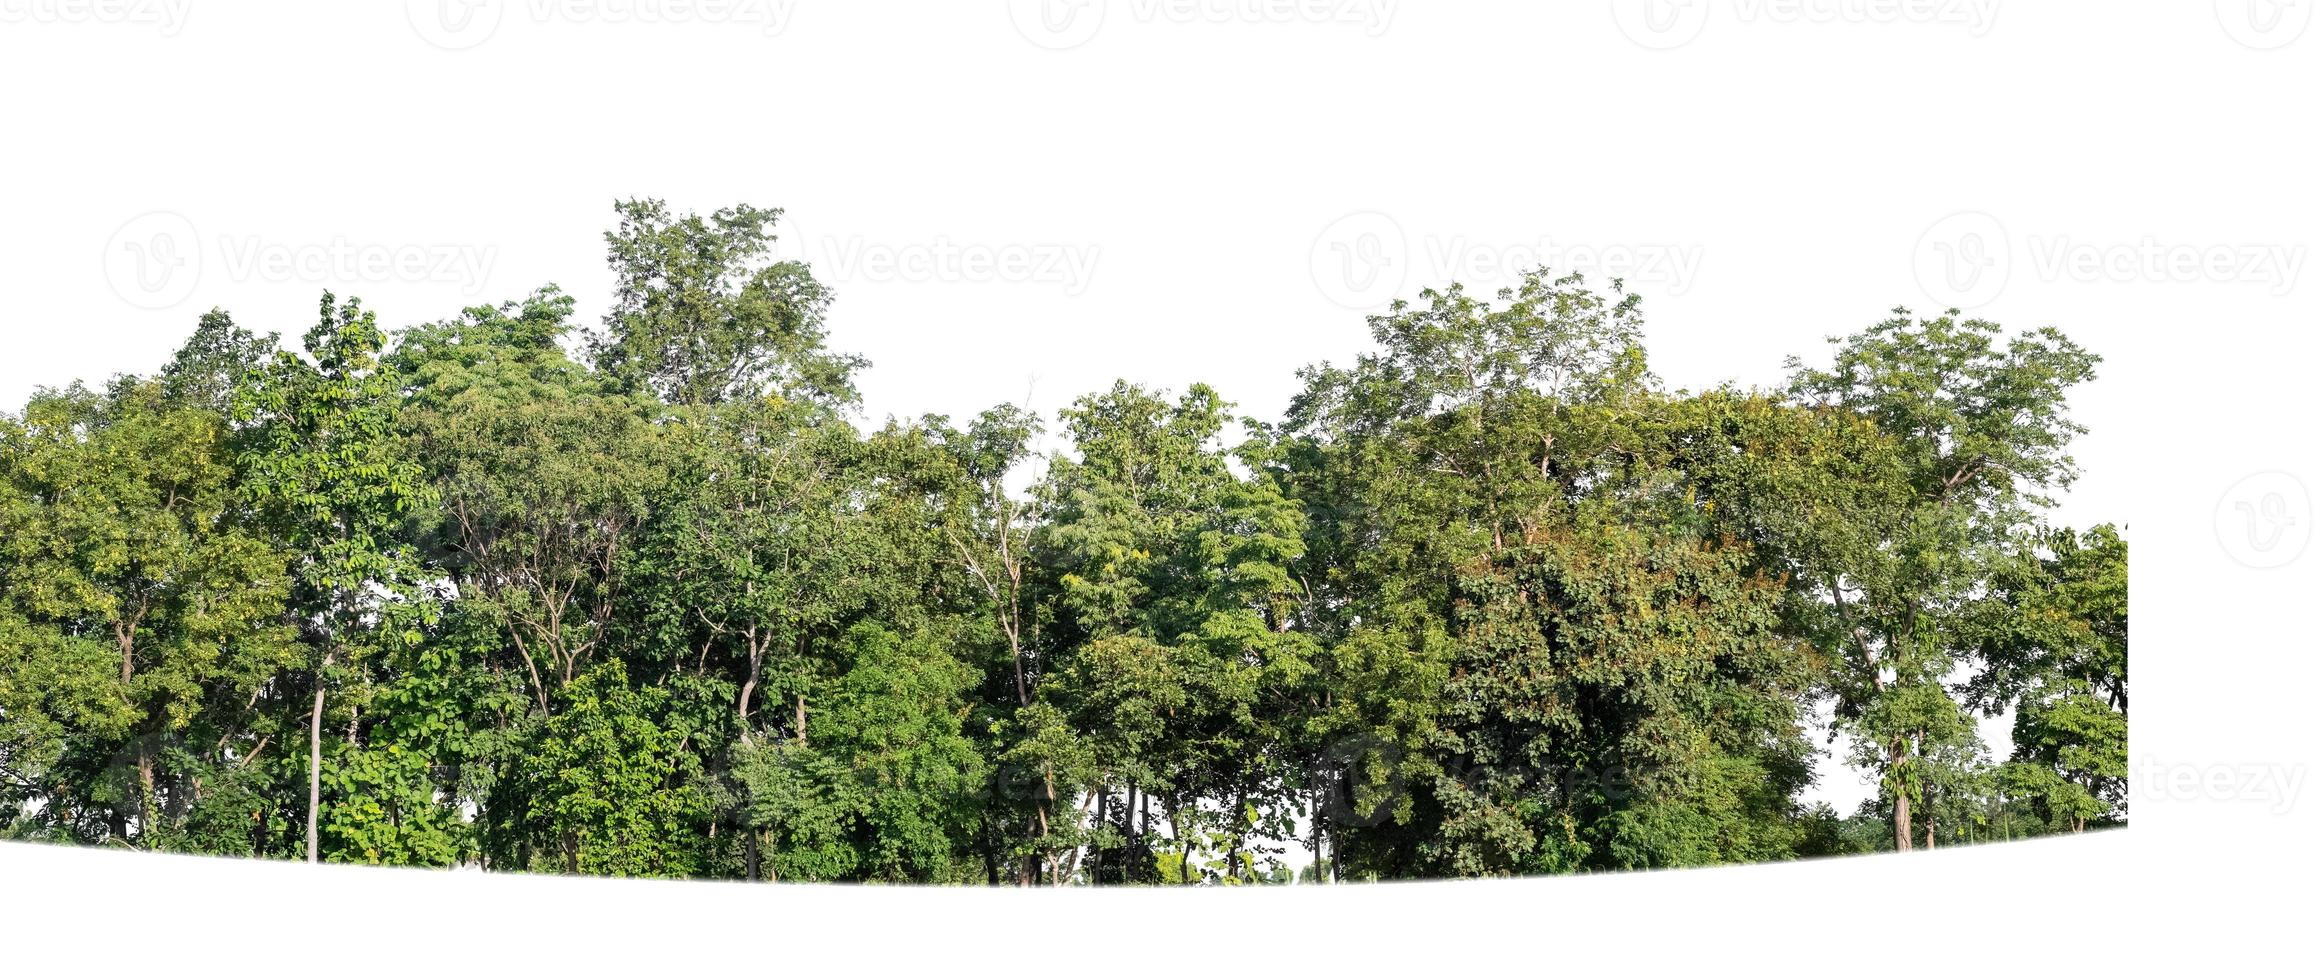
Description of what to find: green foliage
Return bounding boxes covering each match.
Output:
[3,204,2124,882]
[492,660,707,876]
[591,199,863,408]
[733,623,987,882]
[0,377,295,848]
[1034,381,1315,883]
[1973,528,2127,832]
[1775,309,2101,850]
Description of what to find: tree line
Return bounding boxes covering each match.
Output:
[0,201,2127,882]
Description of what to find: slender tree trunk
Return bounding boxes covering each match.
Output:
[983,819,1000,886]
[136,749,155,846]
[1889,737,1912,853]
[1227,787,1248,881]
[1091,785,1108,886]
[745,830,761,881]
[119,625,151,844]
[1172,796,1194,885]
[736,642,761,727]
[1311,783,1326,884]
[1121,784,1134,877]
[307,648,333,864]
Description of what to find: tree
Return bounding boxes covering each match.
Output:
[1268,273,1822,876]
[3,206,2128,883]
[0,379,295,849]
[1783,309,2100,850]
[498,660,708,876]
[392,287,663,718]
[240,293,436,863]
[1035,381,1313,884]
[591,199,863,408]
[924,405,1055,883]
[1970,524,2128,832]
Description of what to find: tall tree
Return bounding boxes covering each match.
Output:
[2,206,2129,883]
[240,293,436,863]
[1969,524,2128,832]
[1783,309,2099,850]
[1036,381,1313,883]
[1268,273,1820,876]
[0,379,295,849]
[591,199,863,408]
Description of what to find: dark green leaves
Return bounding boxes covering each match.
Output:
[3,210,2124,881]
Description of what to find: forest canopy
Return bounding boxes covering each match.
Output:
[0,201,2126,883]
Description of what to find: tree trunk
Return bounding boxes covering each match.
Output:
[1091,785,1108,886]
[306,648,333,864]
[737,631,763,728]
[1311,783,1326,884]
[1226,787,1248,881]
[1889,738,1912,853]
[119,624,150,844]
[136,748,155,846]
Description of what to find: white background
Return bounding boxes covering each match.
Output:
[1,1,2314,973]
